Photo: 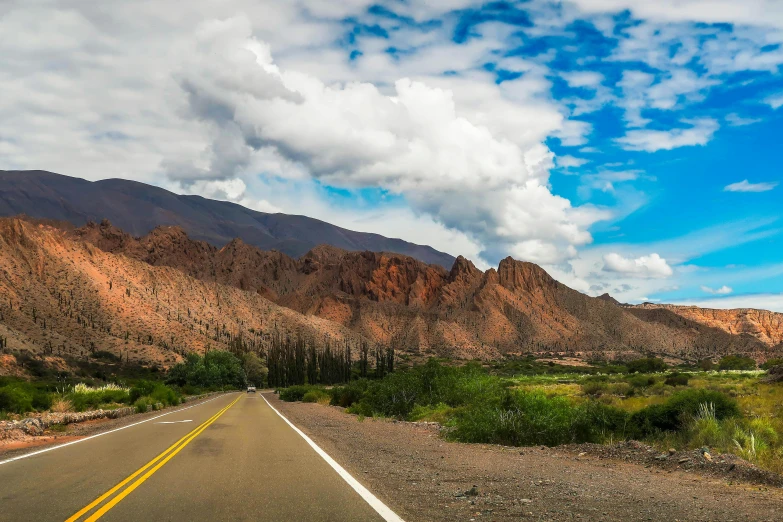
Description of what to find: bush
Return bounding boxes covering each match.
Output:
[630,389,740,437]
[166,351,246,389]
[279,385,322,402]
[761,358,783,370]
[664,373,689,386]
[627,375,657,389]
[0,386,33,414]
[133,397,154,414]
[329,380,369,408]
[718,355,756,371]
[130,380,157,403]
[626,358,667,374]
[448,390,628,447]
[148,382,180,407]
[582,381,608,397]
[302,389,330,404]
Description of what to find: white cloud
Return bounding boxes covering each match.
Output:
[172,15,609,264]
[0,2,615,267]
[725,113,762,127]
[724,180,779,192]
[765,94,783,109]
[616,118,719,152]
[603,252,674,278]
[556,155,589,169]
[567,0,783,30]
[670,294,783,313]
[562,71,604,89]
[701,285,733,295]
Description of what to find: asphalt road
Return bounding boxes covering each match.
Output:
[0,393,393,521]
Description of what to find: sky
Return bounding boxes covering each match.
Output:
[1,0,782,311]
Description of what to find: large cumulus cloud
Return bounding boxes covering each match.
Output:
[172,16,606,264]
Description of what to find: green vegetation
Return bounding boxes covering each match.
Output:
[718,355,757,371]
[0,349,250,419]
[166,351,246,389]
[278,358,783,474]
[0,378,184,416]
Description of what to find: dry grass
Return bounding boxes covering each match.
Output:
[50,398,73,413]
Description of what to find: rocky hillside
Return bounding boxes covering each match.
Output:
[0,218,360,373]
[629,303,783,348]
[67,219,783,363]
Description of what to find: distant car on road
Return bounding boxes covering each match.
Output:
[247,386,256,393]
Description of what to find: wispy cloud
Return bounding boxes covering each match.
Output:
[701,285,733,295]
[616,119,719,152]
[556,155,589,169]
[725,113,761,127]
[765,93,783,110]
[724,180,778,192]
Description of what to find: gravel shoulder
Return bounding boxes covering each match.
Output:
[267,393,783,522]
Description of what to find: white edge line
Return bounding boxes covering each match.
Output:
[261,394,405,522]
[0,393,231,466]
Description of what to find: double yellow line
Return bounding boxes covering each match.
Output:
[66,394,241,522]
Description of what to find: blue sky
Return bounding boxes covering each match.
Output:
[1,0,782,310]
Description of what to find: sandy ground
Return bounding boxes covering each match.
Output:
[267,393,783,522]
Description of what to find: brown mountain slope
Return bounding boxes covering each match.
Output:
[71,219,783,363]
[0,218,359,372]
[629,303,783,348]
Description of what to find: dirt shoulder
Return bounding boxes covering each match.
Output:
[266,393,783,522]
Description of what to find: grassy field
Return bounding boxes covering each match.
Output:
[279,358,783,474]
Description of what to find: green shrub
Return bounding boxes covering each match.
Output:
[627,374,657,389]
[133,397,154,413]
[0,386,33,414]
[409,402,454,423]
[718,355,756,371]
[148,383,180,407]
[279,385,322,402]
[626,358,667,374]
[630,389,740,437]
[582,381,608,397]
[68,388,131,411]
[166,351,246,389]
[664,373,689,386]
[329,380,369,408]
[130,380,157,403]
[761,358,783,370]
[302,389,330,404]
[448,390,628,447]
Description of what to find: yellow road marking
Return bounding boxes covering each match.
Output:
[66,394,241,522]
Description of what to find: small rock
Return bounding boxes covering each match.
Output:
[678,457,690,464]
[655,454,668,461]
[466,485,479,496]
[668,448,676,456]
[703,452,713,462]
[520,499,532,504]
[578,452,586,457]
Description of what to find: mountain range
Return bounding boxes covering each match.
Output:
[0,170,455,268]
[1,214,781,376]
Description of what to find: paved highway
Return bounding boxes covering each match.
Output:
[0,393,400,521]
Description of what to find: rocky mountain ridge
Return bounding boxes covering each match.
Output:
[63,219,783,363]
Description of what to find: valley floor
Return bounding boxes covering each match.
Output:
[267,393,783,522]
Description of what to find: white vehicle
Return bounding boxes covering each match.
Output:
[247,385,256,393]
